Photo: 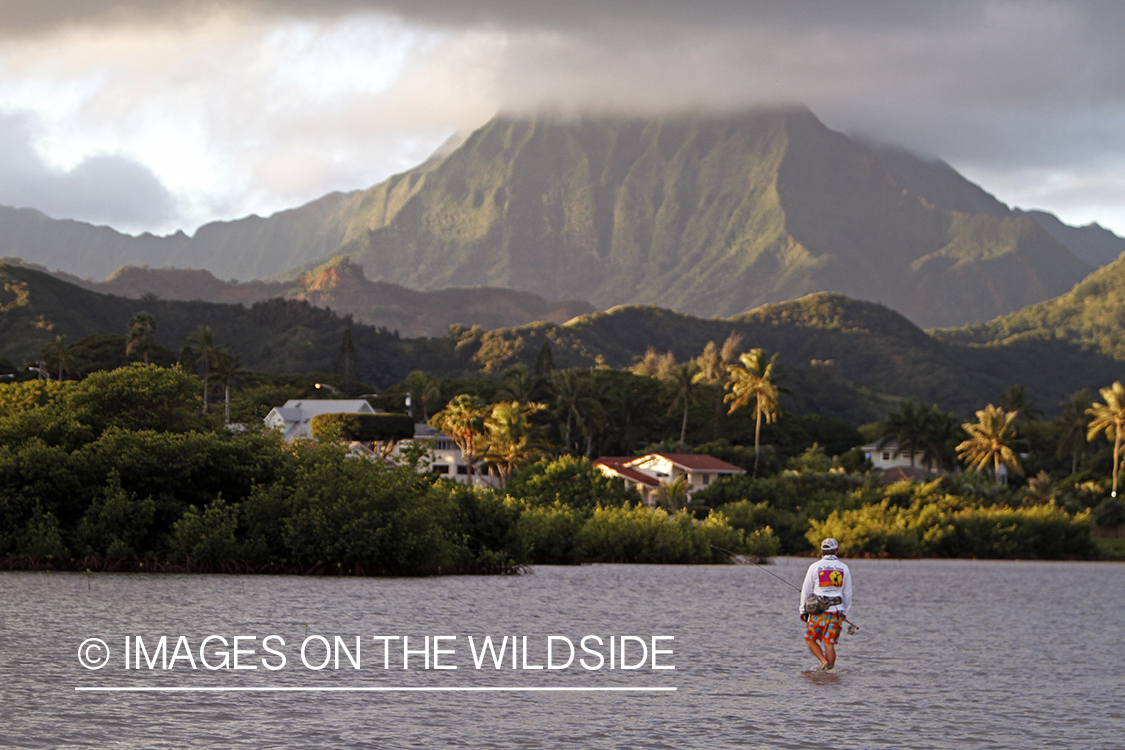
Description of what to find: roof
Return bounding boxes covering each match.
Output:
[278,399,377,417]
[593,457,661,487]
[626,453,744,473]
[410,423,451,440]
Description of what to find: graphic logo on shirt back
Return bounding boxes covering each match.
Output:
[818,568,844,588]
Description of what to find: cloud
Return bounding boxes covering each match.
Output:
[0,112,178,230]
[0,1,1124,234]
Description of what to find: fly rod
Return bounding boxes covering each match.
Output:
[711,544,859,634]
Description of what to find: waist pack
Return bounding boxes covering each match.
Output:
[804,594,843,615]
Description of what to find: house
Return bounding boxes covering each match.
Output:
[390,423,490,486]
[595,452,745,507]
[861,442,922,471]
[592,457,661,506]
[263,399,377,440]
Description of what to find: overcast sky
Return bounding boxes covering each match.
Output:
[0,0,1123,236]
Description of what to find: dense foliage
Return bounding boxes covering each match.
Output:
[0,355,1114,574]
[309,412,414,443]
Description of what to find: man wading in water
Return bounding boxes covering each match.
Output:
[799,537,853,671]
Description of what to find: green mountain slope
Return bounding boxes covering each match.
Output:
[935,250,1125,359]
[0,190,363,282]
[2,263,1117,422]
[7,256,592,337]
[339,108,1091,328]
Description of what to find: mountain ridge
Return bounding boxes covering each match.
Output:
[2,261,1122,422]
[1,255,593,337]
[0,107,1120,330]
[335,108,1092,327]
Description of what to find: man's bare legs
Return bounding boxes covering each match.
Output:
[805,638,836,670]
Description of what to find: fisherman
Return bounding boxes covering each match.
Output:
[799,537,853,671]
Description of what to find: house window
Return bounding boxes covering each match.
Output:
[882,452,891,461]
[702,474,711,485]
[456,465,468,475]
[433,465,449,474]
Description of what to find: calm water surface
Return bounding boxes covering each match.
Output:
[1,559,1121,749]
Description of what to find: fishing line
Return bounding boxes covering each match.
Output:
[711,544,860,634]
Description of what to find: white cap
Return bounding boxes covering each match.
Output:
[821,538,839,553]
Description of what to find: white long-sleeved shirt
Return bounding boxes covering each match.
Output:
[799,554,853,616]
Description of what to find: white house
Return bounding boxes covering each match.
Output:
[263,399,377,440]
[861,442,921,471]
[592,457,661,506]
[390,423,490,486]
[594,452,745,507]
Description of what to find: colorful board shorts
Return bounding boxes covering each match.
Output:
[805,612,843,644]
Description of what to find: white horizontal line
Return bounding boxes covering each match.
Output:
[75,686,677,693]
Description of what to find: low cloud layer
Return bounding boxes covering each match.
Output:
[0,1,1123,234]
[0,114,177,230]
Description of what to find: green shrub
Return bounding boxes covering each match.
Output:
[809,498,1096,559]
[506,456,636,510]
[65,364,200,433]
[512,501,585,564]
[575,505,709,563]
[743,526,782,558]
[0,379,68,411]
[75,471,157,558]
[171,497,242,562]
[309,412,414,443]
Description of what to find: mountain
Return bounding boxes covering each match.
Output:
[0,107,1109,329]
[1012,209,1125,268]
[934,249,1125,360]
[0,190,363,282]
[4,256,593,337]
[336,108,1091,328]
[3,261,1120,421]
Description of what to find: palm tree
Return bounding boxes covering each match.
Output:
[1087,382,1125,497]
[877,401,931,468]
[921,409,964,473]
[999,384,1043,421]
[431,394,489,481]
[664,361,701,445]
[629,348,676,380]
[126,311,156,364]
[1057,389,1091,475]
[956,404,1023,485]
[654,476,691,513]
[550,369,601,454]
[41,335,76,381]
[212,350,244,424]
[602,379,650,456]
[499,363,541,407]
[404,370,442,421]
[182,326,220,413]
[694,333,744,440]
[725,349,782,478]
[480,401,548,486]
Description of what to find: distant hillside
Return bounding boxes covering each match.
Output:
[7,256,593,337]
[935,250,1125,360]
[0,107,1108,331]
[464,294,1121,418]
[1012,208,1125,268]
[3,262,1118,422]
[0,190,363,282]
[337,109,1091,328]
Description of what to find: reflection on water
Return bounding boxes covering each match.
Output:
[1,558,1123,749]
